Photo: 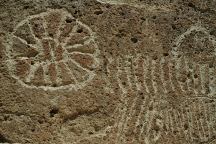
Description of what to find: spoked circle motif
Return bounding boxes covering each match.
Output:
[6,9,100,90]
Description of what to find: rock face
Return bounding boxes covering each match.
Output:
[1,0,216,144]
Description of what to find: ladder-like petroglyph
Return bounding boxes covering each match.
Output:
[161,98,216,143]
[5,9,100,91]
[107,53,216,143]
[103,25,216,143]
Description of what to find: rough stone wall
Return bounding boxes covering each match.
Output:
[1,0,216,143]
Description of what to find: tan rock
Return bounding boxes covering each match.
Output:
[1,0,216,144]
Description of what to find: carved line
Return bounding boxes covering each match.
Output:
[96,0,172,12]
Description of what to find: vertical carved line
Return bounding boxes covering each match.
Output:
[142,56,150,93]
[159,57,168,95]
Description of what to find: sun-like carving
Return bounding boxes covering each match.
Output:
[6,9,100,90]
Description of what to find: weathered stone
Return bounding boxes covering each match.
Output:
[1,0,216,144]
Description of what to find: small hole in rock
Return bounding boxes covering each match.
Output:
[153,56,158,60]
[173,130,178,134]
[77,28,83,33]
[152,16,156,19]
[140,17,146,21]
[3,116,9,121]
[184,124,188,130]
[38,119,44,124]
[24,6,29,9]
[149,106,153,111]
[187,73,191,77]
[66,18,73,23]
[106,5,111,8]
[49,108,59,117]
[188,2,195,8]
[172,24,176,30]
[122,82,126,85]
[52,83,57,87]
[74,10,78,15]
[88,131,94,135]
[163,53,169,57]
[94,10,103,15]
[209,63,214,68]
[194,74,198,78]
[210,30,215,35]
[131,37,138,43]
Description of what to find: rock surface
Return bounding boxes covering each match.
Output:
[1,0,216,143]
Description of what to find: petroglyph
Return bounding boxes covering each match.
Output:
[3,0,216,143]
[96,0,173,11]
[59,117,112,144]
[172,25,216,97]
[3,7,216,143]
[5,9,100,91]
[103,25,216,143]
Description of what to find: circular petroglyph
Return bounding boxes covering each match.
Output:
[5,9,100,90]
[172,25,216,63]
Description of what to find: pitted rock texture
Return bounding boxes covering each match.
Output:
[1,0,216,144]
